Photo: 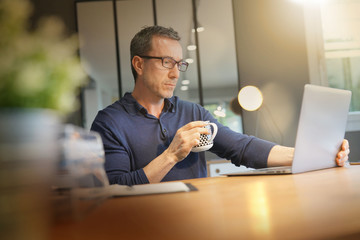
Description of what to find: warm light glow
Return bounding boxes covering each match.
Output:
[214,105,226,118]
[290,0,326,5]
[191,27,205,33]
[238,86,263,111]
[248,182,271,236]
[197,26,205,32]
[185,58,194,64]
[187,45,197,51]
[180,86,188,91]
[181,80,190,85]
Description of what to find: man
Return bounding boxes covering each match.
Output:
[91,26,350,186]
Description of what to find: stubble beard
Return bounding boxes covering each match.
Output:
[145,80,175,100]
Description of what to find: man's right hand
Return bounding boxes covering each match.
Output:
[165,121,210,162]
[143,121,211,183]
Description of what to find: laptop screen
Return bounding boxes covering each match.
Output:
[291,84,351,173]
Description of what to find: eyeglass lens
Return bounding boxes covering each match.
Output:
[162,57,188,72]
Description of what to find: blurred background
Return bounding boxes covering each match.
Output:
[28,0,360,161]
[2,1,358,239]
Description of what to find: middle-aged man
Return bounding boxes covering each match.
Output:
[91,26,350,186]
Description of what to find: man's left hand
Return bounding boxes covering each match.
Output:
[336,139,350,167]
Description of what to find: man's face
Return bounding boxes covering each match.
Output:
[140,35,183,99]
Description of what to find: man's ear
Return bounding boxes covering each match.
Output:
[132,56,144,76]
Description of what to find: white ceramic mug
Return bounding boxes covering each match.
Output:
[191,122,218,152]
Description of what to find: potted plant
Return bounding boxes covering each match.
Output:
[0,0,87,239]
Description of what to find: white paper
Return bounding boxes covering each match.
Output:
[71,182,191,199]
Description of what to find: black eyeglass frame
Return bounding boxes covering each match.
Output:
[138,55,189,72]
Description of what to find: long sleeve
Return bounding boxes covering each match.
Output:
[203,111,275,169]
[91,113,149,186]
[90,93,275,186]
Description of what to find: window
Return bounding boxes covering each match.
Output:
[321,0,360,113]
[204,102,243,133]
[304,0,360,131]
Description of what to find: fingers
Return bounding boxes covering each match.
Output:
[187,126,210,135]
[342,139,349,151]
[336,155,348,167]
[168,121,213,161]
[337,148,350,159]
[189,131,201,147]
[176,126,209,147]
[179,121,209,131]
[177,121,210,138]
[336,154,346,166]
[336,139,350,167]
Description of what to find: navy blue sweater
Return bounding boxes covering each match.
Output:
[91,93,275,185]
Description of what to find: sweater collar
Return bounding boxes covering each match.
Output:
[121,92,175,115]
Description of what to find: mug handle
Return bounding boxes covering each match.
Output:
[207,123,218,142]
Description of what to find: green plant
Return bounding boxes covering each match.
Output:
[0,0,86,113]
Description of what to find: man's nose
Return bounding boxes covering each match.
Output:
[168,65,180,79]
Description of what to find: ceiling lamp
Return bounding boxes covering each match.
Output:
[180,86,189,91]
[185,58,194,64]
[187,45,197,51]
[181,79,190,85]
[192,26,205,33]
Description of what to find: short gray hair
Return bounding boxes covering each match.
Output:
[130,26,181,81]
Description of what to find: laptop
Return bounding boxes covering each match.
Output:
[226,84,352,176]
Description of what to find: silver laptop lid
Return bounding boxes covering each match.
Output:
[291,84,351,174]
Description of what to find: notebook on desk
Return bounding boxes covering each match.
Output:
[226,84,352,176]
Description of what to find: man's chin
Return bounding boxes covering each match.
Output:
[163,93,174,99]
[161,90,175,99]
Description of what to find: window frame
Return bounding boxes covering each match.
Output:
[304,3,360,132]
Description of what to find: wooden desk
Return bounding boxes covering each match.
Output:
[51,166,360,240]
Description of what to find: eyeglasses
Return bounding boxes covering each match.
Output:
[138,55,189,72]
